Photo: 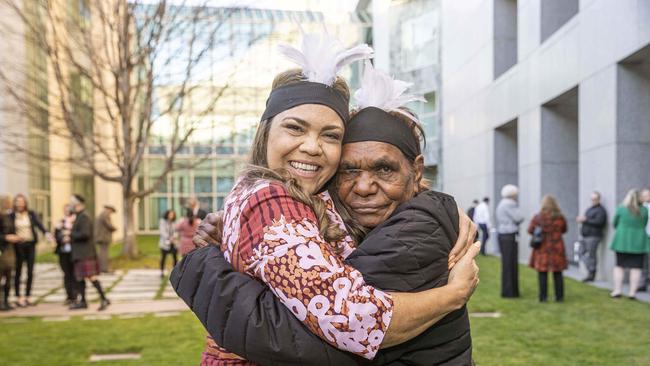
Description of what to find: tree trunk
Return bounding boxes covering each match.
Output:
[121,194,138,258]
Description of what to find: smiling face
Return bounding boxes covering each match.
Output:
[266,104,345,195]
[336,141,423,229]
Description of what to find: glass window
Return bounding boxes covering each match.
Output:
[217,176,234,193]
[216,145,234,155]
[149,145,166,155]
[194,145,213,155]
[138,198,145,231]
[217,196,225,210]
[173,173,189,193]
[194,176,213,193]
[198,196,214,213]
[149,197,168,230]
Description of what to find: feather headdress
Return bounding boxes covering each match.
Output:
[277,32,374,87]
[354,60,426,123]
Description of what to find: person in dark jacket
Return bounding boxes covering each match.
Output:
[54,204,77,304]
[0,196,17,311]
[7,194,51,307]
[528,195,568,302]
[576,191,607,282]
[94,205,117,273]
[69,195,110,311]
[172,64,479,365]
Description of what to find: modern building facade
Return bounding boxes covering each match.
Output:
[441,0,650,280]
[357,0,443,188]
[0,2,367,236]
[136,7,367,233]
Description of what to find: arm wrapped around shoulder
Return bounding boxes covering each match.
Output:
[170,246,360,366]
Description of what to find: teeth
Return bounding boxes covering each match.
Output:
[290,161,319,172]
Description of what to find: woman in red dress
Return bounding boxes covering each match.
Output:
[528,195,568,302]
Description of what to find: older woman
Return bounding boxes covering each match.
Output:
[173,58,480,365]
[528,195,568,302]
[496,184,525,298]
[609,189,650,299]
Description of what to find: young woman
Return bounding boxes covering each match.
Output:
[528,195,568,302]
[609,189,650,299]
[176,210,200,257]
[174,34,480,365]
[6,194,51,307]
[159,209,179,277]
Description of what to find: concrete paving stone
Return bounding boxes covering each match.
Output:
[83,314,112,321]
[42,293,98,303]
[89,353,141,362]
[118,313,145,319]
[109,292,156,301]
[153,311,180,318]
[470,312,502,318]
[43,316,71,322]
[34,263,58,272]
[110,286,159,293]
[31,289,56,297]
[1,318,28,324]
[124,269,160,276]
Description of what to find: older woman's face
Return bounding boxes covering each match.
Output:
[337,141,422,229]
[266,104,344,195]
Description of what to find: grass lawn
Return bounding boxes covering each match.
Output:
[6,254,650,365]
[37,235,173,271]
[469,256,650,365]
[1,313,205,365]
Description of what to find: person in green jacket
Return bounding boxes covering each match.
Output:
[609,189,650,299]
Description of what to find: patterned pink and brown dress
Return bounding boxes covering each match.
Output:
[201,179,394,365]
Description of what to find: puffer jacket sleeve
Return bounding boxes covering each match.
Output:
[345,191,459,292]
[170,246,360,366]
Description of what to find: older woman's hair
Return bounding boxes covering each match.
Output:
[622,189,640,216]
[540,195,563,218]
[501,184,519,199]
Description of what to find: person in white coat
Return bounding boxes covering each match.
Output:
[473,197,491,255]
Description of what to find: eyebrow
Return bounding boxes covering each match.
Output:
[339,156,401,171]
[370,157,400,170]
[282,116,343,132]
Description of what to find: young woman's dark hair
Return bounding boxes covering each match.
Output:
[12,193,29,212]
[242,68,351,246]
[163,209,176,221]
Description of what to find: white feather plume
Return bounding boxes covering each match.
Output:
[354,61,426,122]
[277,32,374,86]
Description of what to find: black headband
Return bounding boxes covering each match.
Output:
[260,81,349,122]
[343,106,421,161]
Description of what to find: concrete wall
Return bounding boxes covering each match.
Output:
[441,0,650,280]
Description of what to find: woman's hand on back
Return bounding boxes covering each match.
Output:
[193,211,224,249]
[448,241,481,305]
[448,206,478,269]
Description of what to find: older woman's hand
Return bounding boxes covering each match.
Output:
[448,241,480,303]
[192,211,224,248]
[448,206,478,269]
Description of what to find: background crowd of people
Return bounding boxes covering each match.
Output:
[468,186,650,302]
[0,193,213,312]
[0,194,112,311]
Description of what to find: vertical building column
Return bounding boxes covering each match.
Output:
[371,0,390,70]
[579,65,618,280]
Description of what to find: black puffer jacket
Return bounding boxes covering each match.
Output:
[171,190,471,365]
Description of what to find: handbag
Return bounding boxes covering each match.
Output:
[530,224,543,249]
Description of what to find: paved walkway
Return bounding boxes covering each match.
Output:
[0,264,186,319]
